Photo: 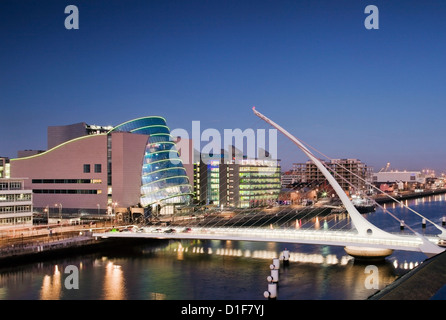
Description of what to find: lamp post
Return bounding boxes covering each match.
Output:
[55,203,62,223]
[44,205,49,225]
[112,202,118,223]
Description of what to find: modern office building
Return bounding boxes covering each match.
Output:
[0,178,33,228]
[10,117,193,215]
[194,154,281,208]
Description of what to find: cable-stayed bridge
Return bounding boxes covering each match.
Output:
[93,108,446,259]
[93,225,443,256]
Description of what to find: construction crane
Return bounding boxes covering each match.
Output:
[379,162,390,173]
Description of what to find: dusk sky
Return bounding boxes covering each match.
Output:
[1,0,445,173]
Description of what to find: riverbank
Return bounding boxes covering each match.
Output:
[0,233,157,265]
[0,222,138,265]
[0,232,102,264]
[369,249,446,300]
[373,188,446,204]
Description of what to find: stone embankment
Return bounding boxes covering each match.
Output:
[369,250,446,300]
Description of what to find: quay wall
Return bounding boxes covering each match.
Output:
[0,234,152,265]
[373,188,446,204]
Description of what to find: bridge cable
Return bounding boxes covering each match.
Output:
[292,134,446,237]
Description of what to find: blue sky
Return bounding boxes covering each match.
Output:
[1,0,445,173]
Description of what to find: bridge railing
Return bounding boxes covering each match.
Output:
[94,224,437,252]
[174,226,426,248]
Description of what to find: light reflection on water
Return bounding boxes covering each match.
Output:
[40,265,61,300]
[103,261,125,300]
[0,239,423,300]
[0,193,444,300]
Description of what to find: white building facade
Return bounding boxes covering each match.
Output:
[0,178,33,228]
[372,171,425,185]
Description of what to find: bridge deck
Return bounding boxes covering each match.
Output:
[92,226,443,254]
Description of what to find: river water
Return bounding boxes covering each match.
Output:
[1,194,445,300]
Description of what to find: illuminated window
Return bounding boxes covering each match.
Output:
[9,182,21,190]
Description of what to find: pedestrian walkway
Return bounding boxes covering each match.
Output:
[0,233,96,261]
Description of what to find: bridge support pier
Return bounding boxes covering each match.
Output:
[344,246,394,261]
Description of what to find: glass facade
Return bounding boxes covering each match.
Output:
[207,162,220,205]
[193,159,281,208]
[238,162,281,208]
[109,117,193,207]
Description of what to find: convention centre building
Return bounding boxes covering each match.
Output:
[10,117,193,215]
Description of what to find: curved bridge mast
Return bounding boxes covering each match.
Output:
[252,107,443,256]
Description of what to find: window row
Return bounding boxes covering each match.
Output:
[239,167,280,173]
[239,184,281,189]
[32,179,102,184]
[239,179,281,184]
[240,195,279,201]
[0,182,22,190]
[33,189,101,194]
[0,193,32,202]
[239,190,281,196]
[0,216,32,225]
[239,173,280,178]
[0,205,32,213]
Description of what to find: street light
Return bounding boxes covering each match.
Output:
[55,203,62,223]
[112,202,118,224]
[44,205,49,225]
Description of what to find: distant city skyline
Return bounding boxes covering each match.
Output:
[1,0,445,173]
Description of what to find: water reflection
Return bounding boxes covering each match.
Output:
[40,265,62,300]
[103,261,125,300]
[148,292,167,300]
[0,239,426,300]
[285,213,352,231]
[169,241,420,271]
[0,193,444,300]
[378,193,446,235]
[164,239,424,298]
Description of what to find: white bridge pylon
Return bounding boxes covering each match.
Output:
[252,107,444,257]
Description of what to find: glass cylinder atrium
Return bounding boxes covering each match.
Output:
[109,117,193,207]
